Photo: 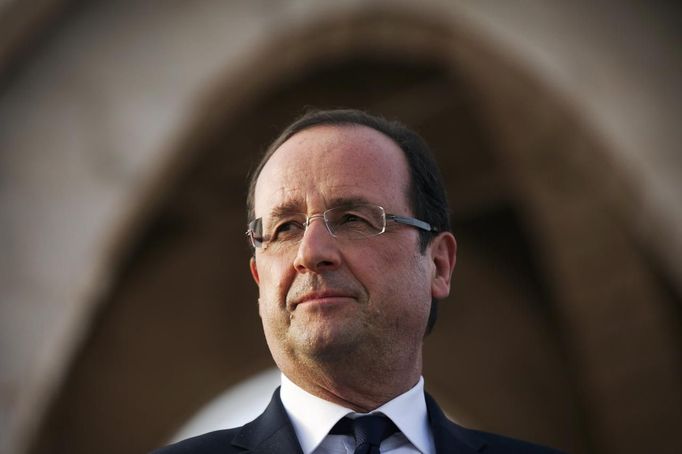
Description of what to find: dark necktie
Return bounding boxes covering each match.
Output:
[330,414,399,454]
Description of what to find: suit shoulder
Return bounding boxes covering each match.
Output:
[426,393,564,454]
[149,428,242,454]
[468,428,565,454]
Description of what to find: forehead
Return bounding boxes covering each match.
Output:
[254,125,411,216]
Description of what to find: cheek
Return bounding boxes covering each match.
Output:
[256,260,293,334]
[380,248,431,309]
[254,257,292,303]
[356,239,430,299]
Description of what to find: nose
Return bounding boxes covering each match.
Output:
[293,215,341,274]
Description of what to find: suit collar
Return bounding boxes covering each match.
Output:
[232,387,485,454]
[231,387,303,454]
[426,392,487,453]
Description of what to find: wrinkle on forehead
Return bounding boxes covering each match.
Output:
[267,193,381,218]
[253,125,411,218]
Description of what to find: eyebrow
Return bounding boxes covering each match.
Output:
[266,196,374,218]
[268,200,303,218]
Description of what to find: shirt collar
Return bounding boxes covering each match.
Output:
[280,373,433,454]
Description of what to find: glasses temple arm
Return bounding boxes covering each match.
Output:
[387,214,437,232]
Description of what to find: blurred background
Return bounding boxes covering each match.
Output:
[0,1,680,453]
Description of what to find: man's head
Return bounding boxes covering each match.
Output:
[246,109,456,400]
[247,109,451,252]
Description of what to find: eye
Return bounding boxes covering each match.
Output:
[331,209,378,234]
[339,213,365,224]
[271,220,305,240]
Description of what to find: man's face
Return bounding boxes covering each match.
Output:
[250,125,448,374]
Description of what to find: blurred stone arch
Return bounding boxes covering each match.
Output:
[1,3,677,454]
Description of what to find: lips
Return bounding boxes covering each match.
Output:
[289,289,356,309]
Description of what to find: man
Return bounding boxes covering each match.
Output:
[153,109,563,453]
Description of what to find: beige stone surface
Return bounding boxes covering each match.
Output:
[0,1,679,453]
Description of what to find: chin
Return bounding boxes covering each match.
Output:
[294,327,361,361]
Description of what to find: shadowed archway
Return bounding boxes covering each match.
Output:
[29,8,680,454]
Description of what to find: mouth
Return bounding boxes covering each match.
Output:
[290,290,356,309]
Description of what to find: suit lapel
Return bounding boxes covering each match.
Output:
[426,392,486,453]
[230,387,303,454]
[229,386,483,453]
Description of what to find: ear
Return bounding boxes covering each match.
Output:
[249,257,260,285]
[429,232,457,300]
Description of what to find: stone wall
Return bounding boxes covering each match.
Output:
[0,1,679,453]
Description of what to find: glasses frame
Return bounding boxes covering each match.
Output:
[246,204,437,249]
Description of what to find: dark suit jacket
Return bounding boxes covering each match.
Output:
[152,388,564,453]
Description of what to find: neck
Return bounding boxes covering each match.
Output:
[278,350,423,412]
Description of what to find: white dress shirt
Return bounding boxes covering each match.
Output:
[280,374,435,454]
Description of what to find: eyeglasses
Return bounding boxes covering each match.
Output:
[246,203,437,251]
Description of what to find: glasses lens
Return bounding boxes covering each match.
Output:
[248,218,263,247]
[325,205,385,239]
